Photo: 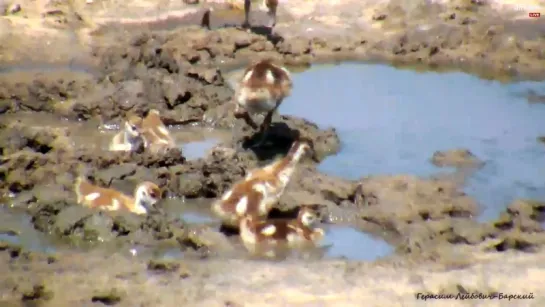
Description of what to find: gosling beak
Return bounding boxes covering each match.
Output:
[146,200,165,215]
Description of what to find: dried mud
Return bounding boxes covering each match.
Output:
[1,0,545,305]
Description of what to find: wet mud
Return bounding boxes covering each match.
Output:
[1,0,545,304]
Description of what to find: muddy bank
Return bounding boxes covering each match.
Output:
[1,242,545,306]
[1,0,545,79]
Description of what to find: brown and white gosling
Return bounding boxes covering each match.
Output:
[211,137,313,227]
[108,115,145,152]
[140,109,176,154]
[74,176,161,215]
[239,205,325,257]
[233,58,292,147]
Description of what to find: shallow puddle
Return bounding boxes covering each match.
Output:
[161,198,218,225]
[181,137,223,160]
[0,63,99,76]
[322,225,393,260]
[0,207,57,254]
[160,199,393,261]
[279,63,545,222]
[0,112,230,158]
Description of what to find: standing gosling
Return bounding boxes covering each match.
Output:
[140,109,176,154]
[243,0,278,28]
[74,176,161,215]
[109,115,145,152]
[233,59,292,147]
[239,205,325,257]
[211,137,313,227]
[224,0,278,28]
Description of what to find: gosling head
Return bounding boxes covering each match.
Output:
[124,115,143,138]
[289,136,315,161]
[298,205,320,227]
[134,182,162,213]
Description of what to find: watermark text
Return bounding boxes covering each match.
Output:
[415,292,535,301]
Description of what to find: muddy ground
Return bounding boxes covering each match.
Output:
[1,0,545,305]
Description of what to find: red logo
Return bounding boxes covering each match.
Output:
[529,12,541,17]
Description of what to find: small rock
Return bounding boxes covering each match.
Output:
[277,39,310,56]
[177,173,204,198]
[187,67,223,85]
[430,149,483,168]
[163,82,192,108]
[94,163,137,186]
[82,213,116,242]
[91,288,124,305]
[111,213,143,236]
[32,184,71,205]
[249,41,274,52]
[147,259,180,272]
[179,225,234,253]
[372,14,387,21]
[21,283,54,302]
[233,34,252,49]
[54,206,94,235]
[203,68,222,84]
[113,80,145,111]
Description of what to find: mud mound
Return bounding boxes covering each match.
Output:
[345,175,545,255]
[487,199,545,252]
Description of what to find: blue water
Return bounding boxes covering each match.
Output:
[181,138,221,160]
[322,225,393,260]
[181,212,217,224]
[279,63,545,222]
[0,208,57,254]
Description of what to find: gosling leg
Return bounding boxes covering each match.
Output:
[242,0,251,29]
[265,0,278,28]
[250,109,275,148]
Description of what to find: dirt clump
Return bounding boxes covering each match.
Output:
[430,148,484,168]
[485,199,545,252]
